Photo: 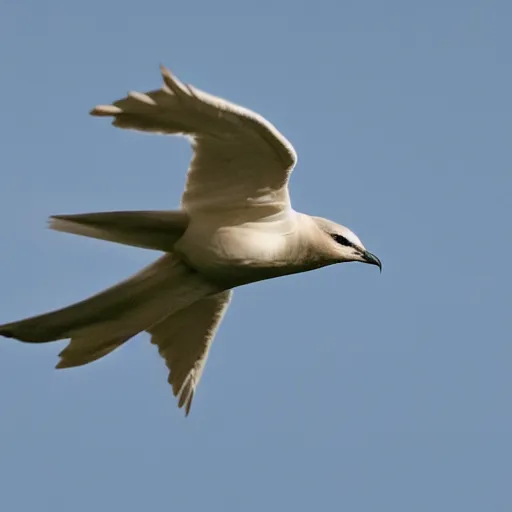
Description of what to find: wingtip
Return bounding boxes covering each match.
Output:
[90,105,122,117]
[55,360,67,370]
[184,397,193,417]
[0,327,14,339]
[160,65,173,86]
[159,65,189,97]
[47,215,72,233]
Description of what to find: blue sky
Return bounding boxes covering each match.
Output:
[1,1,511,510]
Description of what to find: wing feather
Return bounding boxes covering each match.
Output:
[91,66,297,214]
[148,290,232,415]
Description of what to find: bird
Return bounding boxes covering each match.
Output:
[0,65,381,415]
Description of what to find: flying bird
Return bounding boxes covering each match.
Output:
[0,66,381,415]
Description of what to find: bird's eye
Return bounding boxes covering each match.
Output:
[331,234,352,247]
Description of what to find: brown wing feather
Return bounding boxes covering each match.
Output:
[148,290,232,415]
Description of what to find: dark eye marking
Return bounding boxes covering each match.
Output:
[330,233,353,247]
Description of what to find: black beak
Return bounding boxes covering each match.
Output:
[362,250,382,273]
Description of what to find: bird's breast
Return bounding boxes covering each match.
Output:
[175,219,312,286]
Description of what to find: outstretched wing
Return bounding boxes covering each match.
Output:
[91,66,297,215]
[147,290,232,416]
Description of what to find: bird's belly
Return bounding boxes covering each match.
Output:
[175,223,301,286]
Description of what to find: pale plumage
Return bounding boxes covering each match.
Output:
[0,66,381,415]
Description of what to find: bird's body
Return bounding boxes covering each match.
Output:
[0,66,381,414]
[176,210,335,285]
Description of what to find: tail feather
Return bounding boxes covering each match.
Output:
[0,255,221,368]
[49,210,189,252]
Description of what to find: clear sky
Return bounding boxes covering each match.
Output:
[1,1,510,510]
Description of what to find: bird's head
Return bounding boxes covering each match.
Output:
[311,216,382,271]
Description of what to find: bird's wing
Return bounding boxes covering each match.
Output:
[147,290,232,416]
[91,66,297,215]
